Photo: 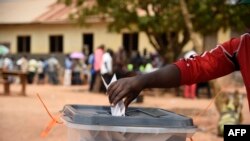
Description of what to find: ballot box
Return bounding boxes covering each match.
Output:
[61,105,196,141]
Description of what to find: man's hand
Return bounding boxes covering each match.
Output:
[107,76,144,108]
[107,64,181,108]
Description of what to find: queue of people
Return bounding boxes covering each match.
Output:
[0,45,212,99]
[0,55,60,85]
[0,44,189,95]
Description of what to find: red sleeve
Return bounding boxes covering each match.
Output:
[175,38,240,85]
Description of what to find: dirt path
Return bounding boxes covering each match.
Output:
[0,84,249,141]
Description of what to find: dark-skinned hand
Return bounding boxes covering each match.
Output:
[107,75,144,108]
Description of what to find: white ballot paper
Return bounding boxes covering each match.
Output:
[102,74,125,116]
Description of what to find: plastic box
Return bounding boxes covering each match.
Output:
[61,105,196,141]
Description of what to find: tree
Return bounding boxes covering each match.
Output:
[179,0,203,53]
[60,0,250,63]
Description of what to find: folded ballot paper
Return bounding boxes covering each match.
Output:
[101,74,125,116]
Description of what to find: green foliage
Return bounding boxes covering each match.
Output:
[189,0,250,35]
[60,0,250,63]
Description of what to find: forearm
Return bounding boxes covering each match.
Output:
[108,64,180,106]
[138,64,181,89]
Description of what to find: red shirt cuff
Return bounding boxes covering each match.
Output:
[174,59,191,85]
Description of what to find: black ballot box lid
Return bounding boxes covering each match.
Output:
[61,105,195,129]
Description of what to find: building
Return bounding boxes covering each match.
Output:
[0,0,157,58]
[0,0,238,60]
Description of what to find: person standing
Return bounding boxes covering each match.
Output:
[27,58,38,84]
[37,58,45,84]
[101,49,113,90]
[47,55,60,85]
[63,54,72,86]
[16,55,28,73]
[113,47,128,79]
[71,59,83,85]
[3,57,14,71]
[3,57,15,83]
[92,45,104,92]
[88,52,95,91]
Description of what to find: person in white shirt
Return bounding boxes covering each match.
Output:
[3,57,15,83]
[3,57,14,71]
[27,59,38,84]
[16,55,28,73]
[100,49,113,91]
[101,49,113,75]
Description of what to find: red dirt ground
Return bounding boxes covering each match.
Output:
[0,84,249,141]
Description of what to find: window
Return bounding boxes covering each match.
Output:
[83,33,94,55]
[17,36,30,53]
[122,33,138,53]
[49,35,63,53]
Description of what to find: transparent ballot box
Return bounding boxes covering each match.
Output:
[61,105,196,141]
